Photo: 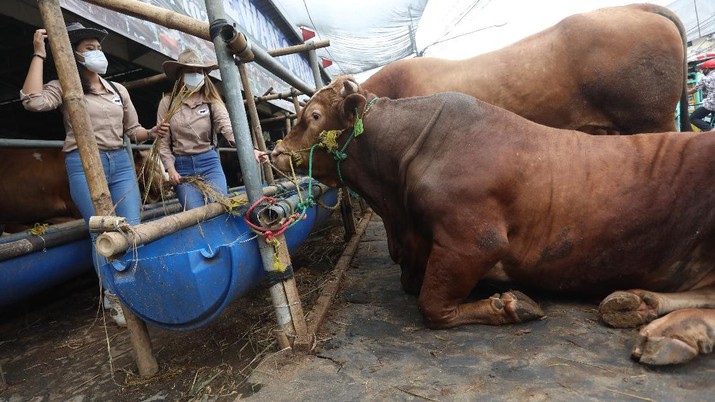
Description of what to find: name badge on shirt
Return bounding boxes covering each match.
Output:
[112,97,122,105]
[197,108,209,116]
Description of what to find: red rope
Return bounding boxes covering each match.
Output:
[244,196,300,240]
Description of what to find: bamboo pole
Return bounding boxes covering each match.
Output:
[284,112,292,137]
[122,73,168,90]
[0,221,87,262]
[291,88,302,116]
[39,2,113,217]
[260,114,297,124]
[83,0,208,41]
[96,199,229,258]
[272,233,312,351]
[250,90,303,104]
[96,178,310,258]
[238,62,274,184]
[37,0,158,377]
[306,210,372,336]
[268,39,330,57]
[0,203,183,261]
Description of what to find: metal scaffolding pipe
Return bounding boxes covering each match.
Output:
[251,47,314,95]
[82,0,314,96]
[205,0,312,349]
[0,139,64,148]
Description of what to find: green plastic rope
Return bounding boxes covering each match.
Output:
[299,96,379,207]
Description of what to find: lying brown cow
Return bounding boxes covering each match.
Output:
[362,3,690,134]
[272,77,715,365]
[0,147,168,233]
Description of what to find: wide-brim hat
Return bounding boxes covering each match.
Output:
[163,48,218,80]
[67,22,108,44]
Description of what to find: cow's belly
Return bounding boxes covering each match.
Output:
[501,241,715,296]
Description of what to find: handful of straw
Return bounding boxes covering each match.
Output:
[139,82,201,206]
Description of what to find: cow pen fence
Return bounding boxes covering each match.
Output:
[13,0,353,377]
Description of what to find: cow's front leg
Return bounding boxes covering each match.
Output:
[631,308,715,365]
[599,286,715,328]
[417,243,544,329]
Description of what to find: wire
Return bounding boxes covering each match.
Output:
[301,0,348,75]
[419,22,507,57]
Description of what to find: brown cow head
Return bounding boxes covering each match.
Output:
[272,76,369,187]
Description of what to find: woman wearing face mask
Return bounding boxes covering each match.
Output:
[157,48,240,210]
[21,22,168,326]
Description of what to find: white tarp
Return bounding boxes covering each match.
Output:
[272,0,428,75]
[667,0,715,42]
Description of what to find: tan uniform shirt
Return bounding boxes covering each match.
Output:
[21,78,142,152]
[156,94,233,171]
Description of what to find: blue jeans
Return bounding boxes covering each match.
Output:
[690,106,714,131]
[174,150,227,210]
[65,149,141,289]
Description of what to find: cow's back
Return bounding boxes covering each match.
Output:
[362,4,686,134]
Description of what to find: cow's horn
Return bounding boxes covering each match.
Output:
[340,79,359,97]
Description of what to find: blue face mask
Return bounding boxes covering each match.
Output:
[76,50,108,74]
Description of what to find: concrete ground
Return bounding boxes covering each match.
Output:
[246,216,714,402]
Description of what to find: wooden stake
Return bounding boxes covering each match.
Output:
[37,0,157,377]
[238,62,274,184]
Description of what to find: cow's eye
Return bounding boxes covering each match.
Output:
[311,112,320,121]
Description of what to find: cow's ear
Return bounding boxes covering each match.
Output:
[340,93,367,125]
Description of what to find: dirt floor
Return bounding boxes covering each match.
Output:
[0,207,354,401]
[2,212,714,401]
[248,217,714,402]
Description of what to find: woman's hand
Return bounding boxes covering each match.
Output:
[254,150,269,164]
[33,29,47,59]
[168,168,181,186]
[152,121,170,139]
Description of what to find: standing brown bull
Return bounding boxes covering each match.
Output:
[362,3,690,134]
[272,77,715,366]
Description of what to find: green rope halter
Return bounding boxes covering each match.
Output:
[309,96,379,186]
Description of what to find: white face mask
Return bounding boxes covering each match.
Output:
[183,72,205,90]
[76,50,108,74]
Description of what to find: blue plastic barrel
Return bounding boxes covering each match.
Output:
[102,188,338,330]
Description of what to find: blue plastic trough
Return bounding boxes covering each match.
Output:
[0,237,92,307]
[101,187,338,331]
[0,201,182,307]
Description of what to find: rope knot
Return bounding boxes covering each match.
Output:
[332,151,347,161]
[298,198,316,210]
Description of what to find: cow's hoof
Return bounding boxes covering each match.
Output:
[598,290,658,328]
[631,309,714,365]
[498,291,545,323]
[632,335,697,365]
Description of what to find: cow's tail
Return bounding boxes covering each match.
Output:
[642,4,691,132]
